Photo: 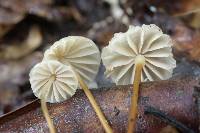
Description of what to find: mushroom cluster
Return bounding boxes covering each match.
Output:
[30,36,101,102]
[29,24,176,133]
[29,36,112,133]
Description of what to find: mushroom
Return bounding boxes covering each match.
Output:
[44,36,100,85]
[101,24,176,133]
[44,36,113,133]
[29,60,78,133]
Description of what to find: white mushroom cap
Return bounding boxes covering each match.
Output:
[29,60,78,103]
[44,36,101,85]
[101,24,176,85]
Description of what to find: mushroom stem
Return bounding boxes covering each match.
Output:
[127,55,145,133]
[41,99,56,133]
[75,73,113,133]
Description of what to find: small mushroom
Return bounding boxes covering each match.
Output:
[44,36,100,85]
[44,36,113,133]
[101,24,176,133]
[30,60,78,103]
[29,60,78,133]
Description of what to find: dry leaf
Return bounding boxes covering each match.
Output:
[0,7,24,38]
[172,21,200,62]
[0,26,42,60]
[0,0,82,22]
[189,12,200,28]
[0,52,42,85]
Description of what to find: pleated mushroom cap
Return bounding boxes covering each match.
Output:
[101,24,176,85]
[44,36,101,85]
[29,60,78,103]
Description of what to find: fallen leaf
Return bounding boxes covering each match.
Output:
[88,19,127,47]
[0,26,42,60]
[0,83,19,114]
[0,0,83,22]
[0,0,53,14]
[172,21,200,62]
[147,0,200,15]
[0,52,42,85]
[189,12,200,28]
[0,7,24,38]
[146,0,200,28]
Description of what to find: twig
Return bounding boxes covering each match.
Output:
[174,8,200,17]
[144,106,195,133]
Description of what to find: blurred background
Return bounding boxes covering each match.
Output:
[0,0,200,116]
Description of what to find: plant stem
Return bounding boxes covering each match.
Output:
[127,55,145,133]
[75,73,113,133]
[41,99,56,133]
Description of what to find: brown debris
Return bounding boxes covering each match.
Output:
[88,19,127,47]
[193,86,200,131]
[0,0,53,15]
[0,26,42,60]
[189,12,200,28]
[160,126,179,133]
[0,0,83,22]
[0,7,24,38]
[172,22,200,63]
[0,76,198,132]
[0,83,19,115]
[147,0,200,15]
[0,52,42,85]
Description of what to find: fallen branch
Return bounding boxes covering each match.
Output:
[0,76,199,132]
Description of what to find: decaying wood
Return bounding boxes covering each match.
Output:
[0,76,199,133]
[144,106,195,133]
[194,86,200,131]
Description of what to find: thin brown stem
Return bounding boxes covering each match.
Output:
[41,99,56,133]
[127,55,145,133]
[75,73,113,133]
